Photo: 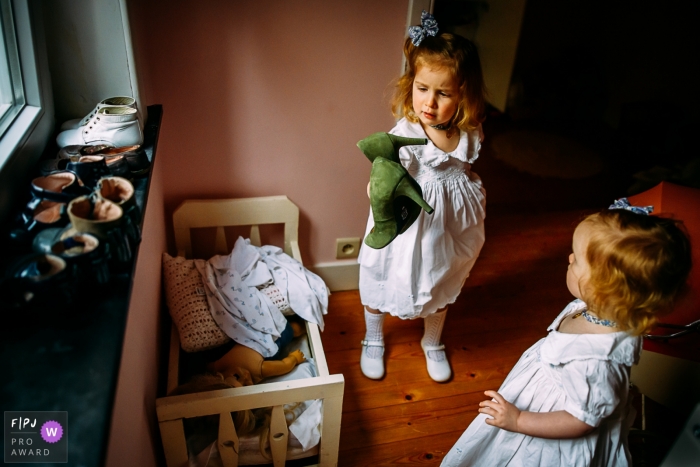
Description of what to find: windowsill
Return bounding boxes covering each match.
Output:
[0,105,162,466]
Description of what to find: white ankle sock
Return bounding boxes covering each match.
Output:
[363,308,385,359]
[423,308,447,362]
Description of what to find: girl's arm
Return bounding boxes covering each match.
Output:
[479,390,594,439]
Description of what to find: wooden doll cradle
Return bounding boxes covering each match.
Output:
[156,196,344,467]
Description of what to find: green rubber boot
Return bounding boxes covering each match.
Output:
[357,132,428,164]
[364,158,434,249]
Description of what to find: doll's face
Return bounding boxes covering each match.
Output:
[567,223,593,300]
[412,65,459,128]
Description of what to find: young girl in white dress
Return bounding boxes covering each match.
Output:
[442,201,692,466]
[358,11,487,382]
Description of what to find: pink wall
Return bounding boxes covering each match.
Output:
[104,151,166,467]
[131,0,408,265]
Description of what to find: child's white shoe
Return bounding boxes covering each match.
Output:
[360,340,385,380]
[56,107,143,148]
[421,337,451,382]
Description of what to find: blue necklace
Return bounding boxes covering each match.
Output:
[572,310,618,328]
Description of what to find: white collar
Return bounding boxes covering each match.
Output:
[540,299,641,366]
[392,118,481,167]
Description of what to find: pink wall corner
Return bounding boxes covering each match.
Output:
[133,0,409,265]
[104,154,166,467]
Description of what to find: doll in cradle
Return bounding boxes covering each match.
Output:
[207,318,307,384]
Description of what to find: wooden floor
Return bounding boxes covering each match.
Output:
[323,208,588,466]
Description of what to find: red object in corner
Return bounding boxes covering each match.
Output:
[628,181,700,362]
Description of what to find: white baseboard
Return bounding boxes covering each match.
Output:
[311,260,359,292]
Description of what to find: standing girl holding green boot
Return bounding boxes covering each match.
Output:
[358,11,487,382]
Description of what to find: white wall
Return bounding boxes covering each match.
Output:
[41,0,141,126]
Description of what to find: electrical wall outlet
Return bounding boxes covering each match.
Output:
[336,237,361,259]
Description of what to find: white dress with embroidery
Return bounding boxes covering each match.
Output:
[442,299,641,467]
[358,117,486,319]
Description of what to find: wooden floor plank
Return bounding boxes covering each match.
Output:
[323,208,584,466]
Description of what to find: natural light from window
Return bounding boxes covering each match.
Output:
[0,0,25,138]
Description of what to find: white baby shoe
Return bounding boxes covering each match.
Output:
[360,339,385,380]
[60,96,137,131]
[56,107,143,148]
[421,337,452,382]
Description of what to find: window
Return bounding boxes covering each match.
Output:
[0,0,25,137]
[0,0,52,223]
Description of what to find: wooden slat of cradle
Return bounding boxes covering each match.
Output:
[215,226,228,255]
[174,197,297,228]
[249,225,261,247]
[173,196,299,257]
[290,240,304,265]
[217,411,240,467]
[270,405,289,467]
[158,419,189,467]
[167,324,180,393]
[157,375,344,422]
[173,224,194,259]
[319,393,344,467]
[307,322,330,376]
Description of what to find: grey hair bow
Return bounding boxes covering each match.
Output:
[608,198,654,215]
[408,10,439,46]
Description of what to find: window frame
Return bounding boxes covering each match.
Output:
[0,0,53,226]
[0,0,52,171]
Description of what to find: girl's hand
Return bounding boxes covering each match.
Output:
[479,390,520,432]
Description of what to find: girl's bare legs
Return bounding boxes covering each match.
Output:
[361,307,385,379]
[421,307,451,382]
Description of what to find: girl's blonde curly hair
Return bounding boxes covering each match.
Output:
[580,209,692,335]
[391,32,487,132]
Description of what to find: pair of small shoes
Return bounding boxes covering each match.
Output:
[56,106,143,148]
[9,171,89,245]
[360,339,385,380]
[42,144,151,179]
[59,145,150,177]
[33,228,111,286]
[2,253,76,312]
[59,96,137,131]
[420,337,452,383]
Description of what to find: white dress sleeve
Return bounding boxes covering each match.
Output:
[560,359,629,427]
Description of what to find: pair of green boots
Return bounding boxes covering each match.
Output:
[358,133,434,249]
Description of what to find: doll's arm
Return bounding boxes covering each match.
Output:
[479,390,594,439]
[260,350,306,378]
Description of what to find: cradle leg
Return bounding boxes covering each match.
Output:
[319,392,344,467]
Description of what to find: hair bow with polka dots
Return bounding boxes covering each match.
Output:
[608,197,654,215]
[408,10,439,46]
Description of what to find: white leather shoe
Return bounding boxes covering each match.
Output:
[360,340,385,380]
[421,337,451,382]
[60,96,137,131]
[56,107,143,148]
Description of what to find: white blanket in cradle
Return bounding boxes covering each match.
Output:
[195,237,329,357]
